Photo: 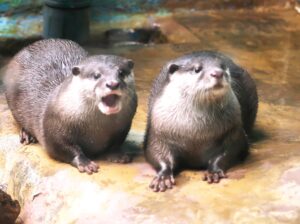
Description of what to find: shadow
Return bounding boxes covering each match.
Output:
[122,140,143,157]
[0,80,3,94]
[248,127,269,143]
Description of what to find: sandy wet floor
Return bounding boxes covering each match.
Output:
[0,7,300,224]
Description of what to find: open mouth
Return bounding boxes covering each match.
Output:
[98,93,122,115]
[102,94,120,107]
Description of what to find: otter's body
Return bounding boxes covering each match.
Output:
[144,51,258,192]
[4,39,137,173]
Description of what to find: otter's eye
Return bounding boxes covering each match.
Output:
[220,64,226,70]
[194,66,203,73]
[93,73,101,80]
[118,70,127,78]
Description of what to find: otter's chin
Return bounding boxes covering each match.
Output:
[98,94,122,115]
[197,84,229,102]
[211,84,230,97]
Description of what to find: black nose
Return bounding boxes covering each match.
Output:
[210,70,224,79]
[106,80,120,90]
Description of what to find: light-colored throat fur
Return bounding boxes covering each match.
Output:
[54,76,99,120]
[152,83,242,141]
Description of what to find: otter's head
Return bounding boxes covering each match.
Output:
[165,56,231,103]
[71,55,135,115]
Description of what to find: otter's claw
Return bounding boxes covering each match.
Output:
[203,170,227,184]
[149,175,175,192]
[77,161,99,175]
[72,156,99,175]
[20,128,37,145]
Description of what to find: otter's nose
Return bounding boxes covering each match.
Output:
[106,80,120,90]
[210,70,224,79]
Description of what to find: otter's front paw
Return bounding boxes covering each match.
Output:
[72,155,99,175]
[203,170,227,184]
[20,128,37,145]
[149,174,175,192]
[107,153,132,164]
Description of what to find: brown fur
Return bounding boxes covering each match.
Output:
[4,39,137,174]
[144,51,258,192]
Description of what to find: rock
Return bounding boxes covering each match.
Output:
[1,6,300,224]
[0,189,21,224]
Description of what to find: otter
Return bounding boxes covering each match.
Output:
[144,51,258,192]
[4,39,137,174]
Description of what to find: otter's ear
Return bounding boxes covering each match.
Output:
[72,66,80,76]
[127,60,134,70]
[167,64,180,75]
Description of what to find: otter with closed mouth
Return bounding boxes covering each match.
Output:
[144,51,258,192]
[4,39,137,174]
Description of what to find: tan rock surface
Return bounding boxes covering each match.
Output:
[1,7,300,224]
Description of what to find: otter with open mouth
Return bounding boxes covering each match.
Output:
[99,90,122,115]
[4,39,138,174]
[144,51,258,192]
